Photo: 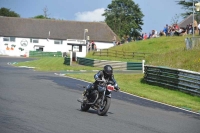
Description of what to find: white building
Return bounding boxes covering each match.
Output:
[0,17,119,58]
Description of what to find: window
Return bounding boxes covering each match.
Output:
[3,37,9,41]
[36,47,43,51]
[73,46,79,51]
[3,37,15,42]
[33,39,39,43]
[79,46,82,52]
[73,45,82,52]
[30,38,39,43]
[10,37,16,42]
[54,40,63,44]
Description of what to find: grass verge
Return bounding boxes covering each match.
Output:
[13,35,200,113]
[65,73,200,113]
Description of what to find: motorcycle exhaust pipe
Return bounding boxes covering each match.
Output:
[86,95,99,105]
[77,93,99,105]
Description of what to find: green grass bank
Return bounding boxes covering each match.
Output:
[14,36,200,113]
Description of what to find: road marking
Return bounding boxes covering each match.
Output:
[55,73,200,115]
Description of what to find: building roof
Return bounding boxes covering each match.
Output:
[178,14,199,28]
[0,17,118,42]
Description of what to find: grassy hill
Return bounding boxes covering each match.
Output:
[87,36,200,72]
[13,36,200,112]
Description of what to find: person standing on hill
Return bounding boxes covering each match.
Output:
[91,41,95,51]
[198,22,200,35]
[164,24,169,36]
[112,36,116,46]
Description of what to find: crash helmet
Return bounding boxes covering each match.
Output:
[103,65,113,76]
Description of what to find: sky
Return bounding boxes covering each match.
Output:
[0,0,185,34]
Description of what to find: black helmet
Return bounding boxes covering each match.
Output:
[103,65,113,76]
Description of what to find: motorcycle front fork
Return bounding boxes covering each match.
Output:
[100,91,106,106]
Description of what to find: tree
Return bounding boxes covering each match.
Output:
[102,0,144,38]
[0,7,20,17]
[176,0,199,18]
[33,6,51,19]
[171,14,180,25]
[177,0,200,24]
[33,15,47,19]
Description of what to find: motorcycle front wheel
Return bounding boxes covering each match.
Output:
[97,97,111,116]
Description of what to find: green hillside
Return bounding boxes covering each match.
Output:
[87,36,200,72]
[13,36,200,112]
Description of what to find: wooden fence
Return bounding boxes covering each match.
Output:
[92,49,151,60]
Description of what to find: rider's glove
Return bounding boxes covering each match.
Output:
[115,86,120,91]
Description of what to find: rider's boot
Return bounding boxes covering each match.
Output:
[82,89,90,103]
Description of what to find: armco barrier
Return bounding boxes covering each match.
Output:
[144,65,200,96]
[185,37,200,50]
[63,57,71,65]
[127,62,143,70]
[77,57,144,71]
[77,57,94,67]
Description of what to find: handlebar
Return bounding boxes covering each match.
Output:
[96,79,114,84]
[96,79,106,83]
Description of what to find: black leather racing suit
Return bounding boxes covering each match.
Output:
[86,70,120,93]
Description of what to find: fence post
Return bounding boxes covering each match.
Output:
[107,49,108,57]
[100,49,101,57]
[142,60,145,73]
[70,51,72,65]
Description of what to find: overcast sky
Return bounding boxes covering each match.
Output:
[0,0,185,33]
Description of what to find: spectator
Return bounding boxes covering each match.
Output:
[87,42,91,52]
[163,24,169,36]
[91,41,95,50]
[198,22,200,35]
[186,25,190,34]
[116,41,121,45]
[170,26,175,36]
[188,23,193,34]
[193,20,198,33]
[141,33,144,40]
[151,30,158,38]
[121,37,125,44]
[148,32,152,39]
[112,36,116,46]
[137,35,143,40]
[159,30,165,36]
[143,33,148,40]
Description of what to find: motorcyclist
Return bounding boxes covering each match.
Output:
[83,65,120,102]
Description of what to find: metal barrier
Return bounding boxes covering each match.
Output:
[29,51,62,57]
[144,65,200,96]
[77,57,145,71]
[185,37,200,50]
[63,57,71,65]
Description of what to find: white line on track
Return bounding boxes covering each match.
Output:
[55,73,200,115]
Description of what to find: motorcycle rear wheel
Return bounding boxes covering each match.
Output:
[97,97,111,116]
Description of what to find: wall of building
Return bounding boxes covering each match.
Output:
[95,42,114,50]
[0,37,72,57]
[0,37,114,57]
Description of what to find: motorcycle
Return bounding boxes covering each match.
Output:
[77,80,119,116]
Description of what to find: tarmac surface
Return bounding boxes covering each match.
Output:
[0,56,199,133]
